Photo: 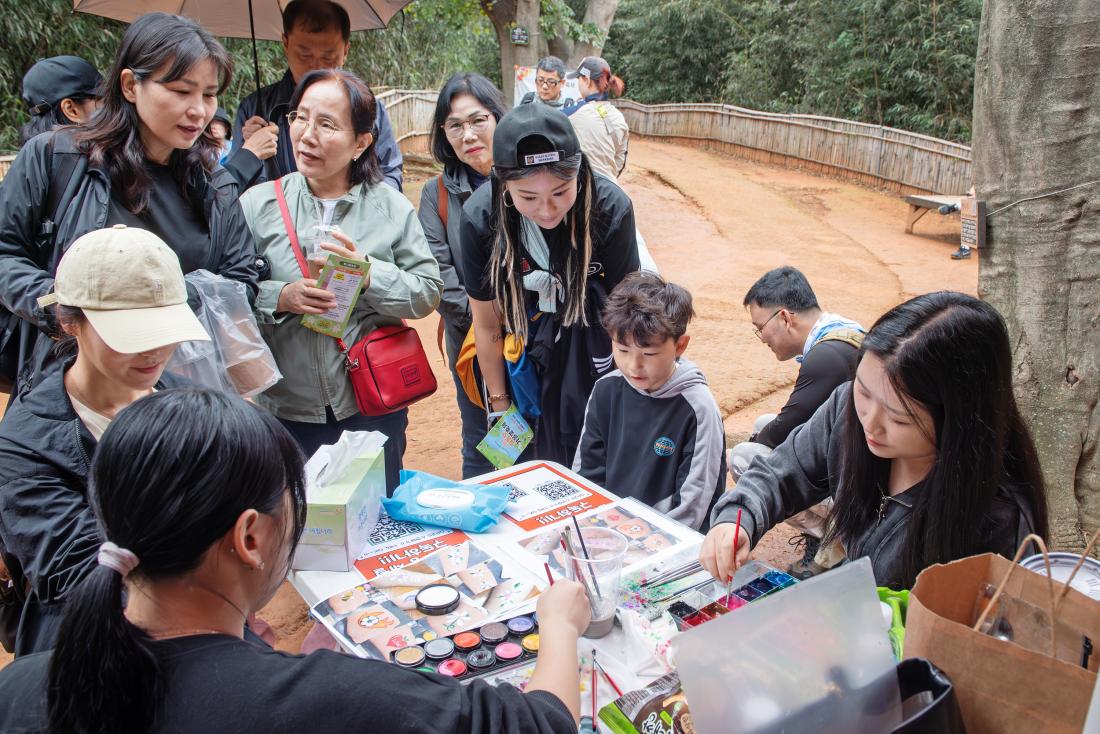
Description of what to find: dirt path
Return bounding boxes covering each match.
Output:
[0,139,975,666]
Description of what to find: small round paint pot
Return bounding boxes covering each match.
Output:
[424,638,456,661]
[467,648,495,670]
[480,621,509,644]
[506,616,535,636]
[453,631,482,652]
[494,642,523,662]
[415,584,461,616]
[394,646,427,668]
[436,658,468,677]
[521,633,540,654]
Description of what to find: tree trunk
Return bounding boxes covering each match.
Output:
[547,35,574,62]
[482,0,541,104]
[972,0,1100,551]
[568,0,619,65]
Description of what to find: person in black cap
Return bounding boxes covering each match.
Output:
[207,106,278,191]
[19,56,103,146]
[459,102,640,465]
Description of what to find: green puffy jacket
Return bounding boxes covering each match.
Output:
[240,173,442,422]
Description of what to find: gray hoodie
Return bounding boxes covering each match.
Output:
[573,359,726,530]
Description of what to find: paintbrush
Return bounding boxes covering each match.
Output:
[650,576,715,604]
[592,650,624,698]
[591,652,599,732]
[560,536,595,600]
[641,560,704,588]
[725,508,743,605]
[571,515,605,598]
[544,562,555,587]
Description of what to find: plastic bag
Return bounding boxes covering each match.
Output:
[167,270,282,397]
[381,470,510,533]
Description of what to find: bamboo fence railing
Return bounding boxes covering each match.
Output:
[0,93,971,195]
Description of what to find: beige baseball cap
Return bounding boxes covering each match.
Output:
[38,225,210,354]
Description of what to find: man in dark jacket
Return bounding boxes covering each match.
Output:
[230,0,404,191]
[732,266,864,577]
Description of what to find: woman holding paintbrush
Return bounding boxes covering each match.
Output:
[700,292,1048,590]
[0,389,592,733]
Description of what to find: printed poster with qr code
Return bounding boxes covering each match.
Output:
[354,507,471,579]
[482,462,614,531]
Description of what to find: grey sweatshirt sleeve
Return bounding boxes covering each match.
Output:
[710,382,849,544]
[667,384,726,530]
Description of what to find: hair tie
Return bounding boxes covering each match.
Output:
[97,541,140,578]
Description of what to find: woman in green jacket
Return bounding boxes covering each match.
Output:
[240,69,442,490]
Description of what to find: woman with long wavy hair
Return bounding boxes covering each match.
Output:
[700,292,1049,590]
[0,12,258,394]
[459,102,640,465]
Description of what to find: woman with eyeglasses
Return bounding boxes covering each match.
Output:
[239,69,442,486]
[520,57,568,108]
[419,73,507,478]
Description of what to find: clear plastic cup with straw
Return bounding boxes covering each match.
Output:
[563,526,628,638]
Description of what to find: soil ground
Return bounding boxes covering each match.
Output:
[0,138,975,667]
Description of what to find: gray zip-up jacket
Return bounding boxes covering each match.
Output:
[574,359,726,530]
[711,382,1039,589]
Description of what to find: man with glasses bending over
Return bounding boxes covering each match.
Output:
[230,0,403,191]
[731,266,864,578]
[520,56,568,108]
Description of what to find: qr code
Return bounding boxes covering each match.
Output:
[498,482,527,502]
[534,479,583,503]
[368,514,423,545]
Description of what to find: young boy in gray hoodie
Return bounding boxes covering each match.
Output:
[573,272,726,530]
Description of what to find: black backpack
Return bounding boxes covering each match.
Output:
[0,136,86,394]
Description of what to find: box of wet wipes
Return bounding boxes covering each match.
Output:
[293,431,387,572]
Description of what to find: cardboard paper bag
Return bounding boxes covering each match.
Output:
[905,547,1100,734]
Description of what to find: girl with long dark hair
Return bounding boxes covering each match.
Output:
[0,388,591,734]
[0,13,258,395]
[459,102,640,465]
[420,72,507,478]
[700,292,1048,589]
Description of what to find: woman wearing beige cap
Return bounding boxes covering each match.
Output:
[565,57,629,182]
[0,225,208,656]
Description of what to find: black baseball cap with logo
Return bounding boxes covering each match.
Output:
[22,56,103,116]
[492,102,581,169]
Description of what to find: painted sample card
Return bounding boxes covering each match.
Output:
[313,540,542,659]
[301,256,369,337]
[483,462,615,531]
[476,404,534,469]
[354,507,471,580]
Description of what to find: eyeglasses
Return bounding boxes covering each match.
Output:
[752,309,783,339]
[536,76,562,88]
[286,111,345,139]
[442,113,492,140]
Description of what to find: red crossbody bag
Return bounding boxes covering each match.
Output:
[274,178,436,416]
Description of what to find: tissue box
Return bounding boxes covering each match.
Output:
[293,431,387,572]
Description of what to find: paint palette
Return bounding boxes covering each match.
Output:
[667,568,798,631]
[389,613,541,683]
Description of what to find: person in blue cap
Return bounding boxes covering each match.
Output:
[19,56,103,146]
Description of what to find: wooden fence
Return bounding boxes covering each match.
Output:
[378,90,971,196]
[1,94,971,195]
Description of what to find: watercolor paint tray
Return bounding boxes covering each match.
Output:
[388,612,542,683]
[666,564,798,631]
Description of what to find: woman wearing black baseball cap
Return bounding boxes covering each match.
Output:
[19,56,103,146]
[459,102,640,464]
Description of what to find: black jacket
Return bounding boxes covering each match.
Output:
[0,131,259,394]
[0,366,186,655]
[712,383,1040,590]
[230,70,404,192]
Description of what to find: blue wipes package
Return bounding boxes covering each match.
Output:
[381,470,511,533]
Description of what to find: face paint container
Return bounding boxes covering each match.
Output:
[415,584,461,616]
[480,622,509,644]
[453,631,482,652]
[424,638,456,661]
[436,658,468,677]
[521,633,540,654]
[507,616,536,636]
[394,646,427,668]
[467,648,496,670]
[494,642,523,662]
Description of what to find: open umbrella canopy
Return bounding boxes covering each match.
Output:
[72,0,412,40]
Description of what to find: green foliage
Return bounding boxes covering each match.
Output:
[0,0,497,152]
[605,0,981,142]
